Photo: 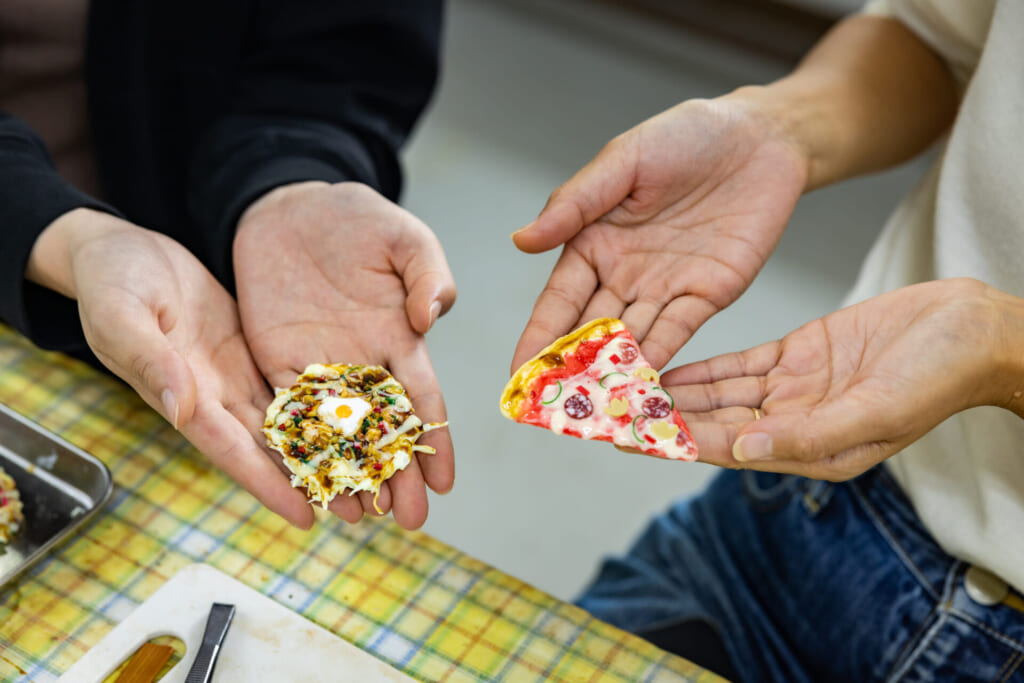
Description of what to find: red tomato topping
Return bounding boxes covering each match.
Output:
[644,434,656,444]
[576,385,589,396]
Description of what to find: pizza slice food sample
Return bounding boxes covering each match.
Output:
[263,363,446,513]
[500,318,697,460]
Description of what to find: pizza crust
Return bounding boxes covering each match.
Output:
[501,318,625,419]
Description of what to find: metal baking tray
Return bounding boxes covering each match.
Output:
[0,401,113,590]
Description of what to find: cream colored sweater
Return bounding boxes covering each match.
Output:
[852,0,1023,592]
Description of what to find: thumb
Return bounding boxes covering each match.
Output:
[84,300,198,429]
[731,399,890,467]
[511,136,635,254]
[398,232,457,335]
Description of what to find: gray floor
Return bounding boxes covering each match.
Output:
[401,0,929,601]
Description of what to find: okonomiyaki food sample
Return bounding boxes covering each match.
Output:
[1,465,24,545]
[501,318,697,460]
[263,363,446,513]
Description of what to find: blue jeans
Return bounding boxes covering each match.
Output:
[576,468,1024,682]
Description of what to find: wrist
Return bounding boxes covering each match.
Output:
[236,180,331,237]
[719,84,823,192]
[26,208,141,300]
[26,208,116,299]
[982,285,1024,418]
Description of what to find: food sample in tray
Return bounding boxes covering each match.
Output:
[501,318,697,460]
[263,363,446,512]
[0,464,24,544]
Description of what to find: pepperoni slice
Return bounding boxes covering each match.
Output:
[642,396,671,419]
[564,393,594,419]
[618,342,639,363]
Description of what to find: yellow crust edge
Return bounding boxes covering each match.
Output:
[499,318,625,419]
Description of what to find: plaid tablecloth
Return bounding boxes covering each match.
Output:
[0,326,722,682]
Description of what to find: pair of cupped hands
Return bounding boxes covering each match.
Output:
[61,96,1015,531]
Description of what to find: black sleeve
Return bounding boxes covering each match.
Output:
[0,111,119,354]
[186,0,443,286]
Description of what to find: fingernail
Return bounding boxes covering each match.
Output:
[428,300,442,328]
[510,222,533,240]
[733,433,772,462]
[161,389,179,430]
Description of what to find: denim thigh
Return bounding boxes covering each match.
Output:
[575,467,1024,682]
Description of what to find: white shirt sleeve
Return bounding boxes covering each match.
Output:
[857,0,994,87]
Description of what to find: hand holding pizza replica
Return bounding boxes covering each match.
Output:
[501,318,697,460]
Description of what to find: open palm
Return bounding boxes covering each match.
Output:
[234,182,456,529]
[662,278,1005,480]
[68,218,315,529]
[512,97,807,371]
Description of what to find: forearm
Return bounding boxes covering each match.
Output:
[1,111,121,349]
[726,13,959,191]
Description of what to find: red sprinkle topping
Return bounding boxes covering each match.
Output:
[638,389,646,395]
[374,406,382,413]
[373,463,383,471]
[380,423,388,433]
[317,376,327,382]
[576,386,589,396]
[296,445,306,455]
[328,389,337,396]
[290,410,299,416]
[644,434,656,444]
[609,354,621,365]
[277,424,287,431]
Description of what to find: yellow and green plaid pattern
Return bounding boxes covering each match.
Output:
[0,326,722,682]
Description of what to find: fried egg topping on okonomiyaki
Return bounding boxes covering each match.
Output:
[263,363,446,512]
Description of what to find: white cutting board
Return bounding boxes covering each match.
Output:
[58,563,415,682]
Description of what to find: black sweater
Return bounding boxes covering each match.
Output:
[0,0,441,361]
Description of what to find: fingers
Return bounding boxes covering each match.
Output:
[330,489,368,524]
[639,296,719,370]
[388,457,430,530]
[511,249,598,372]
[357,483,392,519]
[512,137,635,254]
[670,376,768,413]
[578,287,627,328]
[85,298,199,430]
[397,229,457,334]
[185,401,315,529]
[730,398,893,466]
[389,340,454,497]
[661,340,782,387]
